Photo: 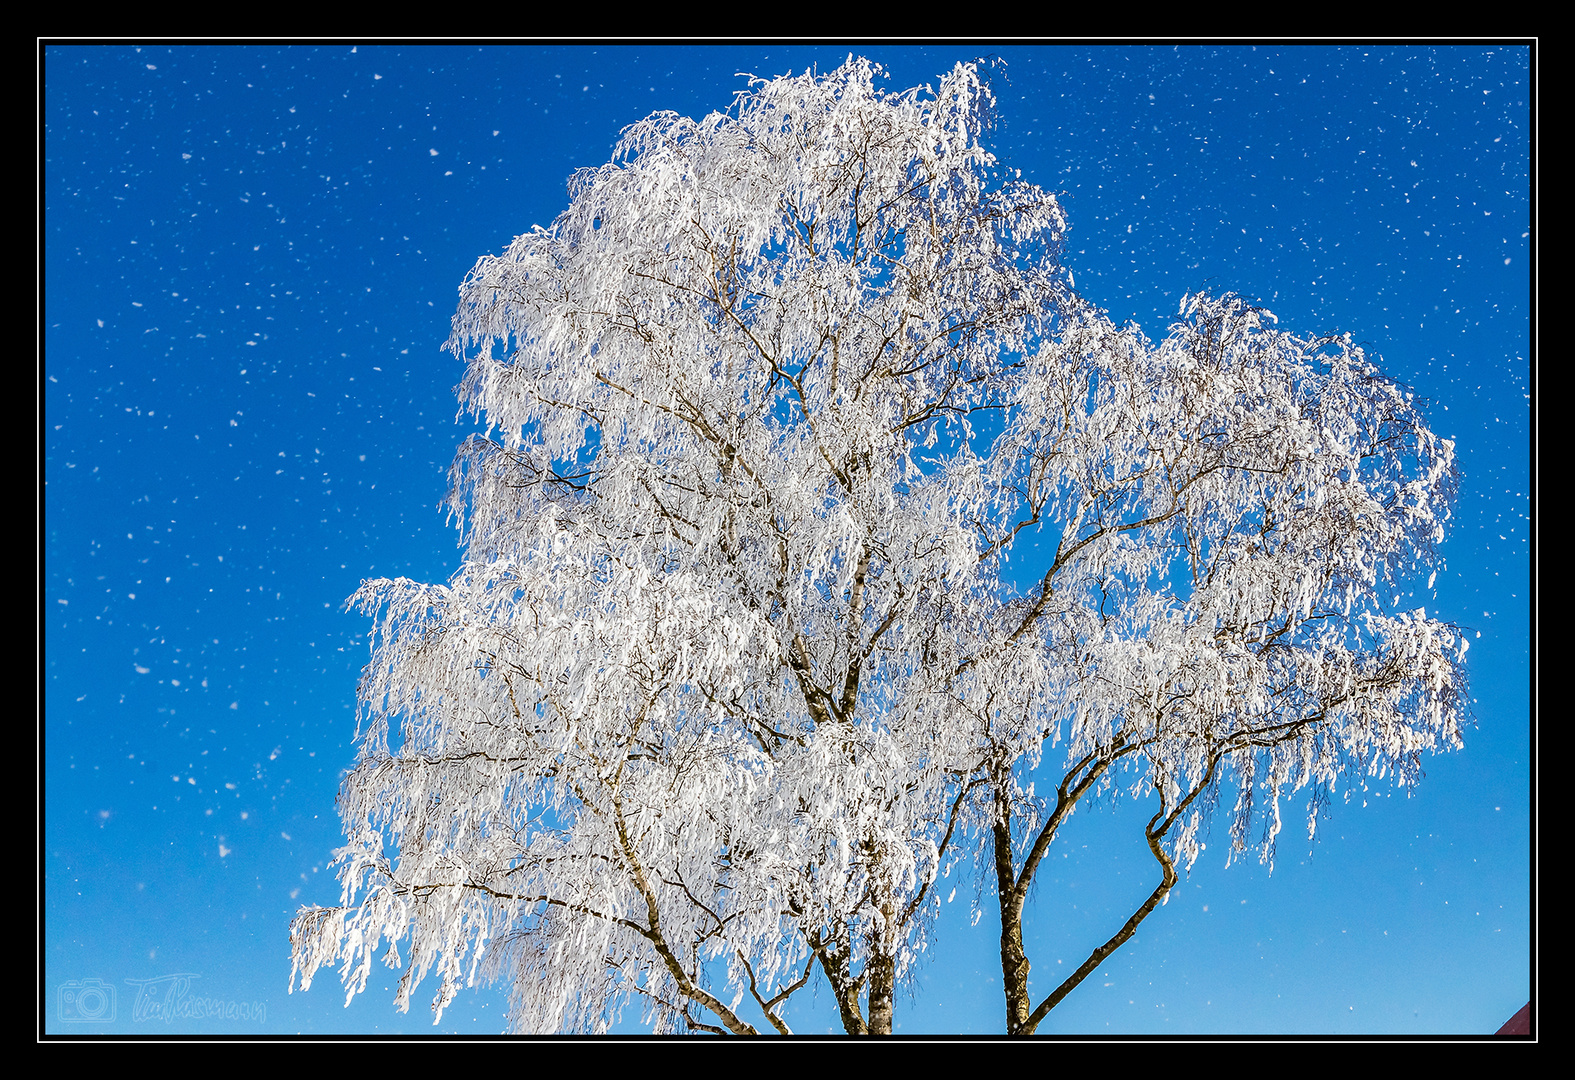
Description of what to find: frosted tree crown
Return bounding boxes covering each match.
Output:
[287,58,1467,1034]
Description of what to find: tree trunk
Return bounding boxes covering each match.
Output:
[993,808,1033,1034]
[1000,908,1032,1035]
[865,889,899,1034]
[866,949,895,1035]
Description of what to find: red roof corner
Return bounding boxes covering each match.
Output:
[1496,1002,1531,1035]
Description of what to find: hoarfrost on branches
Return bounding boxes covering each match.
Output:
[288,57,1468,1035]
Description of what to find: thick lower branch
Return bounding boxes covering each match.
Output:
[1017,811,1178,1034]
[739,949,808,1035]
[1005,753,1223,1035]
[611,792,759,1035]
[804,926,868,1035]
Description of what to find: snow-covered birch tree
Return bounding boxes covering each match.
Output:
[288,58,1468,1035]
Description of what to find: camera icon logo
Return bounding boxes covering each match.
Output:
[58,978,117,1022]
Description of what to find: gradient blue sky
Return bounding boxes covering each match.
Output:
[44,42,1533,1036]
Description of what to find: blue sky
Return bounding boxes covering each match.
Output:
[44,43,1532,1036]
